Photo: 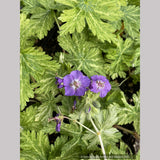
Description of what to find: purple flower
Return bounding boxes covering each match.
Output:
[56,121,61,132]
[72,100,77,110]
[63,70,90,96]
[90,75,111,98]
[88,107,91,112]
[56,77,64,88]
[54,114,62,132]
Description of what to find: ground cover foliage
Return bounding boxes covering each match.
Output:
[20,0,140,159]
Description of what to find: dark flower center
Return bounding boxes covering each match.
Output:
[96,80,105,89]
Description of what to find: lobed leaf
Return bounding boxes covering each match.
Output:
[22,0,56,39]
[56,0,123,42]
[58,32,105,77]
[20,130,51,160]
[20,47,59,110]
[121,5,140,38]
[105,37,139,79]
[35,91,62,125]
[20,105,43,131]
[34,70,58,95]
[116,91,140,134]
[83,107,122,149]
[20,13,36,49]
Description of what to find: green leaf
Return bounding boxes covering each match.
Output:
[109,141,136,160]
[38,0,58,10]
[20,47,59,110]
[60,122,82,137]
[136,150,140,160]
[54,52,73,77]
[22,0,55,39]
[53,122,88,159]
[83,107,122,149]
[48,136,68,159]
[128,0,140,6]
[58,32,105,76]
[89,154,100,160]
[117,91,140,134]
[105,89,124,107]
[132,45,140,74]
[41,121,57,134]
[20,130,51,160]
[68,90,102,124]
[60,96,75,115]
[20,13,36,49]
[121,5,140,38]
[20,105,43,131]
[29,9,55,39]
[35,91,62,125]
[21,47,55,82]
[35,70,58,95]
[85,11,116,43]
[22,0,67,12]
[105,37,138,79]
[60,137,84,158]
[56,0,123,42]
[21,0,40,14]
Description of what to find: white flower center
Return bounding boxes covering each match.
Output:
[96,80,105,89]
[70,79,81,90]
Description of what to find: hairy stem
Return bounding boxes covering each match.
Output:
[90,117,107,160]
[63,116,96,135]
[98,134,107,160]
[90,117,99,133]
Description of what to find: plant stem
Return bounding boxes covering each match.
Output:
[113,125,140,141]
[90,117,107,160]
[48,115,96,135]
[54,14,60,30]
[90,117,99,133]
[63,116,96,135]
[57,106,62,114]
[119,76,129,87]
[98,134,107,160]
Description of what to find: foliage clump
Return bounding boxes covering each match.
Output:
[20,0,140,159]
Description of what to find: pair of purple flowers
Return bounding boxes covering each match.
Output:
[54,70,111,132]
[56,70,111,98]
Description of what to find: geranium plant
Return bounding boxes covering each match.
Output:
[20,0,140,159]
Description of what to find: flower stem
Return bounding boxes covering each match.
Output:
[90,117,107,160]
[98,134,107,160]
[90,117,99,133]
[63,116,96,135]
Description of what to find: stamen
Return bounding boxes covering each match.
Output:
[96,80,105,89]
[70,79,81,90]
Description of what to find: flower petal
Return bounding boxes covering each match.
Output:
[90,81,99,93]
[63,74,72,86]
[75,87,86,96]
[70,70,83,79]
[58,84,64,88]
[80,76,90,87]
[56,121,61,132]
[64,86,75,96]
[90,75,111,98]
[91,75,99,81]
[105,81,111,91]
[100,90,107,98]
